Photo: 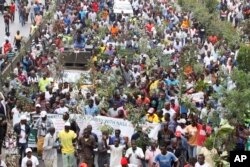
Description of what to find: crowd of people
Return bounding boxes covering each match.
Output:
[1,0,46,71]
[0,0,250,167]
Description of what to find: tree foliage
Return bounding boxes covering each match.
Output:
[221,69,250,126]
[180,0,240,48]
[237,45,250,72]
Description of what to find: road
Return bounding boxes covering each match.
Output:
[0,9,31,45]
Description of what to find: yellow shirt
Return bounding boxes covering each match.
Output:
[146,113,160,123]
[149,80,159,91]
[38,78,50,92]
[58,130,77,154]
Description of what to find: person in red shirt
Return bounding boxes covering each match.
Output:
[196,122,212,153]
[146,21,154,33]
[92,1,98,13]
[3,39,12,55]
[136,92,151,106]
[170,97,180,114]
[10,2,16,22]
[208,35,218,45]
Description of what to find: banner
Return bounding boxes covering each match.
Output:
[14,113,160,147]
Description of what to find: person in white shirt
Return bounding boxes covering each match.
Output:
[55,100,69,114]
[21,148,39,167]
[43,127,57,167]
[125,140,144,167]
[162,102,176,121]
[176,119,187,136]
[11,103,22,126]
[109,138,127,167]
[0,154,6,167]
[195,154,210,167]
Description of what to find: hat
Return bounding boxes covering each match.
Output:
[20,115,27,120]
[177,118,186,124]
[25,148,32,153]
[40,111,47,117]
[121,157,128,165]
[170,96,175,101]
[65,121,71,127]
[147,108,154,114]
[80,163,88,167]
[36,104,41,108]
[175,131,182,137]
[171,69,176,73]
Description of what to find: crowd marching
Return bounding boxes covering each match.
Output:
[0,0,250,167]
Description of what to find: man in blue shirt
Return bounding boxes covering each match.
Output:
[84,99,99,116]
[154,145,179,167]
[63,15,71,27]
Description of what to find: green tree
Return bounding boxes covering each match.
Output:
[237,45,250,72]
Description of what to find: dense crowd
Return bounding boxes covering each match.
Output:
[0,0,250,167]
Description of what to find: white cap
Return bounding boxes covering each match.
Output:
[25,148,32,153]
[147,108,154,114]
[35,104,41,108]
[65,121,71,127]
[170,96,175,100]
[20,115,27,120]
[40,111,47,117]
[177,118,187,124]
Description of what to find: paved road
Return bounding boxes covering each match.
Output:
[0,9,31,45]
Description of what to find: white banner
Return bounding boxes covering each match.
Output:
[15,113,160,147]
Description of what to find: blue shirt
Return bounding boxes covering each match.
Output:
[63,17,71,26]
[84,105,99,116]
[155,152,178,167]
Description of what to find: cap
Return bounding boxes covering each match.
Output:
[25,148,32,153]
[121,157,128,165]
[20,115,27,120]
[36,104,41,108]
[65,121,71,127]
[175,131,182,137]
[40,111,47,117]
[170,96,175,101]
[80,163,88,167]
[147,108,154,114]
[177,118,186,124]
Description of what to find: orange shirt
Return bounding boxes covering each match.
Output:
[181,20,190,29]
[185,125,198,146]
[136,97,151,106]
[110,26,119,36]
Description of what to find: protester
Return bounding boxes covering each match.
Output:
[58,122,77,167]
[78,128,96,167]
[1,0,250,166]
[0,154,6,167]
[154,145,179,167]
[43,127,57,167]
[21,148,39,167]
[0,114,7,154]
[34,110,53,158]
[14,115,30,165]
[125,140,145,167]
